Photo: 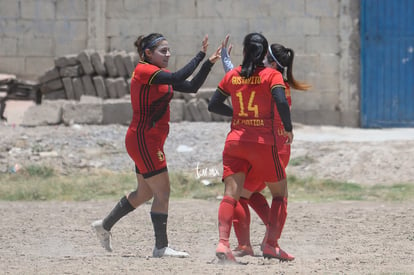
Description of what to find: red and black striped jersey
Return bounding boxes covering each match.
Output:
[129,61,173,131]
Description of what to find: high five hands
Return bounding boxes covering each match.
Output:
[201,34,222,64]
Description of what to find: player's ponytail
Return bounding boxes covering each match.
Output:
[240,33,268,79]
[269,44,311,91]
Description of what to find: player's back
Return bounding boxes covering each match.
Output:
[219,66,285,145]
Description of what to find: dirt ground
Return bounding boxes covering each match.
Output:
[1,200,413,274]
[1,101,414,274]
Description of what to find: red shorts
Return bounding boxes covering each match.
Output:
[244,129,291,192]
[222,140,286,191]
[125,126,168,178]
[244,143,290,192]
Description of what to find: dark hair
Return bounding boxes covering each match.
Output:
[240,33,268,79]
[268,43,311,91]
[134,33,165,61]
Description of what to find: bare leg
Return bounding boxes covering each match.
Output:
[126,173,154,208]
[144,171,170,214]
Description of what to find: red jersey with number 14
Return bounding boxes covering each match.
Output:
[218,65,285,145]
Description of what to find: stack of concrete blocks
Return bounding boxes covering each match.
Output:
[38,50,138,101]
[29,49,231,126]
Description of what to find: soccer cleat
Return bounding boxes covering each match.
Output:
[232,244,254,257]
[152,246,189,258]
[262,243,295,261]
[91,220,112,252]
[216,242,236,262]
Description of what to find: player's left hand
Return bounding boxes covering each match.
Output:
[209,45,222,63]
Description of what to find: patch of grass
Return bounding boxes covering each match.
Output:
[0,166,413,202]
[289,155,315,166]
[24,165,55,177]
[285,175,414,202]
[0,169,136,201]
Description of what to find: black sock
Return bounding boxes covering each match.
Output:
[102,196,135,231]
[150,212,168,249]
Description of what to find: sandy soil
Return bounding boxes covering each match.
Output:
[1,200,413,274]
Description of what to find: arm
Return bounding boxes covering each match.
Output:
[173,45,221,93]
[221,34,234,73]
[271,86,293,133]
[208,89,233,116]
[151,51,205,85]
[221,48,234,73]
[173,60,214,93]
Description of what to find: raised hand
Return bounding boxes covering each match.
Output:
[222,34,233,56]
[209,45,222,64]
[201,34,209,53]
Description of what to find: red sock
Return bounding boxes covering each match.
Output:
[248,192,270,225]
[233,197,251,246]
[267,196,287,247]
[218,196,237,247]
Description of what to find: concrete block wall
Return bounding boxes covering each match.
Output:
[0,0,360,127]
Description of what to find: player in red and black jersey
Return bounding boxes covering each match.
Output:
[209,32,295,262]
[92,33,221,258]
[220,36,311,260]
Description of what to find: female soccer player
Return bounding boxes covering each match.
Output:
[92,33,221,258]
[219,35,310,260]
[208,32,294,262]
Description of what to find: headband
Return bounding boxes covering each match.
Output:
[268,45,284,69]
[142,36,165,52]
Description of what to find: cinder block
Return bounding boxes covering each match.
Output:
[114,77,128,98]
[90,52,107,76]
[102,99,132,125]
[80,95,103,104]
[77,50,95,75]
[211,112,224,122]
[59,65,83,77]
[43,89,66,100]
[123,53,135,76]
[104,53,118,77]
[72,77,85,100]
[38,67,60,83]
[105,78,118,98]
[186,98,202,121]
[182,93,196,101]
[196,88,215,100]
[54,54,79,68]
[62,77,75,100]
[172,92,184,99]
[114,52,128,77]
[40,79,63,94]
[21,100,65,126]
[93,76,108,99]
[82,75,97,96]
[170,99,185,122]
[196,99,212,122]
[62,101,103,125]
[183,105,193,121]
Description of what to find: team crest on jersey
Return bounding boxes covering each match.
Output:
[156,150,165,162]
